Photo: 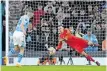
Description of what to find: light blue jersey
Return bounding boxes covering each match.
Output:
[15,15,30,32]
[83,34,98,51]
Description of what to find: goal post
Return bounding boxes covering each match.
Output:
[6,0,9,65]
[0,1,2,66]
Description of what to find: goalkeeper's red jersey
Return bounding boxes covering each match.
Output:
[57,28,88,53]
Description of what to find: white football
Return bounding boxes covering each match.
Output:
[48,47,56,55]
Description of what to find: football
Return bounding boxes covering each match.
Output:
[48,47,56,55]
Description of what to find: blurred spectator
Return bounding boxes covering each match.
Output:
[8,1,106,53]
[9,21,14,49]
[36,19,48,38]
[48,6,54,14]
[85,20,91,29]
[93,6,101,23]
[9,1,24,20]
[48,16,54,26]
[94,24,101,43]
[79,8,87,22]
[69,26,74,34]
[56,7,65,25]
[96,24,101,30]
[102,39,107,51]
[80,9,85,16]
[101,8,107,21]
[26,23,32,42]
[91,19,98,34]
[61,1,70,13]
[43,6,55,22]
[39,19,50,50]
[102,3,107,9]
[76,19,86,34]
[44,1,56,14]
[94,12,101,23]
[100,22,106,40]
[87,5,94,20]
[62,17,71,29]
[72,8,78,18]
[83,29,98,51]
[93,6,99,14]
[88,5,92,13]
[62,1,69,7]
[26,23,33,50]
[74,28,84,38]
[33,3,45,28]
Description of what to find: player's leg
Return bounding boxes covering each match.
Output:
[81,51,100,66]
[16,47,24,67]
[81,51,95,62]
[16,33,25,67]
[8,32,20,57]
[18,47,24,63]
[4,33,20,65]
[4,46,20,65]
[8,45,19,57]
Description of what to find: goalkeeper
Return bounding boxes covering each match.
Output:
[55,26,100,66]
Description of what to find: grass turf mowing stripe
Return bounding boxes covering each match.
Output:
[1,65,106,71]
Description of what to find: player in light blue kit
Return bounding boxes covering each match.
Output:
[4,9,33,67]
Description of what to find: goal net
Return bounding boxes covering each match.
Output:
[7,0,106,65]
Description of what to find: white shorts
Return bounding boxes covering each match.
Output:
[13,31,26,47]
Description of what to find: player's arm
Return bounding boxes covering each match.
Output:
[64,28,70,40]
[20,23,26,35]
[56,41,62,51]
[56,29,69,50]
[56,37,64,51]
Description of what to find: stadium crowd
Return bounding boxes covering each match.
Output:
[8,1,106,55]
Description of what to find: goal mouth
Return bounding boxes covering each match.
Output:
[4,0,107,66]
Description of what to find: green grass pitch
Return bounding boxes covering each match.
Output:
[1,65,106,71]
